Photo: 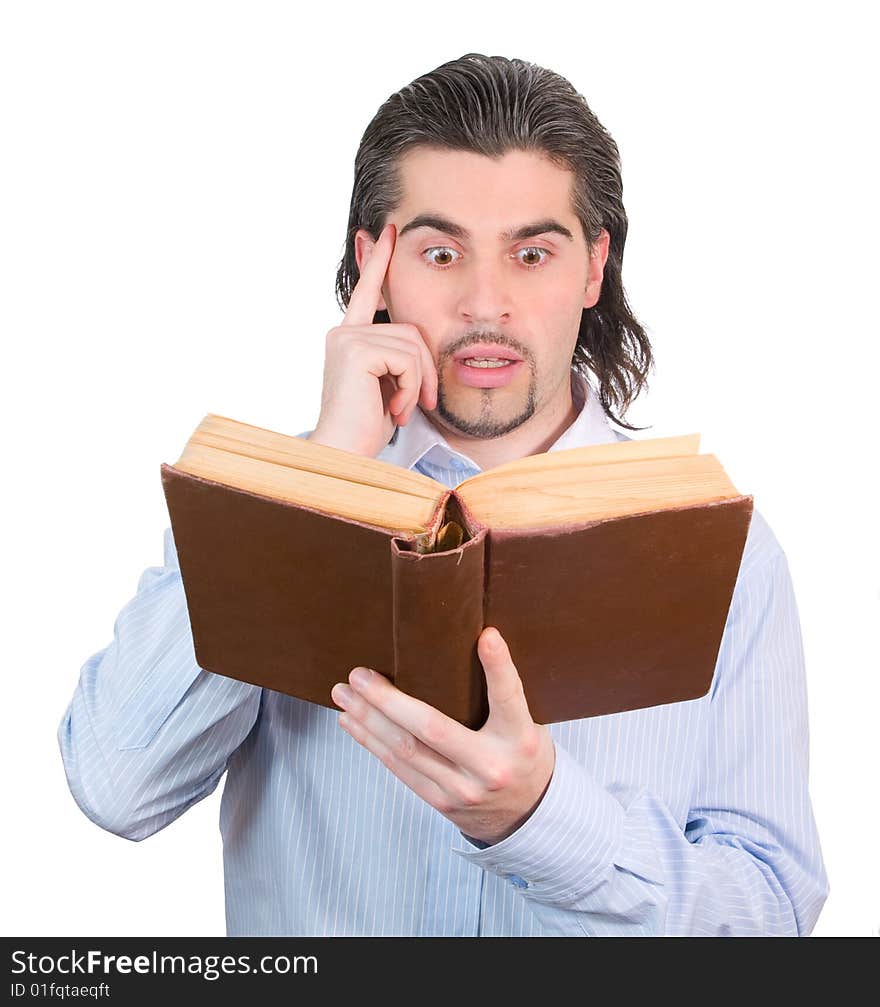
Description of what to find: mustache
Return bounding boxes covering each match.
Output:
[440,332,533,362]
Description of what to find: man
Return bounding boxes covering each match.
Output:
[58,52,828,936]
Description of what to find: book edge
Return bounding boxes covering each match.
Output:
[191,414,446,495]
[160,462,449,542]
[482,493,754,540]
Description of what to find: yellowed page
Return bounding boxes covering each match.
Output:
[458,433,702,491]
[458,453,740,529]
[172,442,443,533]
[183,414,442,500]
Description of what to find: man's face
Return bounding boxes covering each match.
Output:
[356,146,608,440]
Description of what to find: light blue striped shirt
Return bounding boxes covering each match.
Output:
[57,372,828,936]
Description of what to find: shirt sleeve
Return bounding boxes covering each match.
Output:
[57,526,263,842]
[452,525,829,936]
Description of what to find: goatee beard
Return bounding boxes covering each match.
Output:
[434,380,538,439]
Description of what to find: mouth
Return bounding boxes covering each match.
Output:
[452,344,524,367]
[451,347,525,389]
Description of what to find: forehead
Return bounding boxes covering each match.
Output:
[394,147,578,230]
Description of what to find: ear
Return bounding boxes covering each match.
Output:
[354,227,388,311]
[583,228,611,309]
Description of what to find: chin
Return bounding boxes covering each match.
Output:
[437,397,536,440]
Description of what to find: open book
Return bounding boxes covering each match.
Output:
[161,414,753,728]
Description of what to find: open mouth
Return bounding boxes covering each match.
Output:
[460,358,518,368]
[453,355,524,388]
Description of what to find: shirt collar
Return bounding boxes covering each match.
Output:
[375,370,619,473]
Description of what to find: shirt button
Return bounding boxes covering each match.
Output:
[507,874,529,889]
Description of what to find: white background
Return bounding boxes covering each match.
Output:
[2,1,877,938]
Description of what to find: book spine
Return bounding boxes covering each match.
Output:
[390,490,489,729]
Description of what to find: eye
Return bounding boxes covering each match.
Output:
[422,246,461,269]
[420,245,553,270]
[514,247,551,269]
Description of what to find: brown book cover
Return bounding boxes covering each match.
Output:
[160,461,753,729]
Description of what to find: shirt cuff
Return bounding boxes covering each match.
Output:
[452,743,660,905]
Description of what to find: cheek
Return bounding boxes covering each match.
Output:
[524,280,587,359]
[524,282,580,327]
[545,267,591,320]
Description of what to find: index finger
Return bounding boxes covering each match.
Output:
[343,223,396,327]
[345,667,482,768]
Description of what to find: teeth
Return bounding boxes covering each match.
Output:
[462,358,513,368]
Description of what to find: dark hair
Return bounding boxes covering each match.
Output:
[335,52,653,430]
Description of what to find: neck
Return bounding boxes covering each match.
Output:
[426,376,581,471]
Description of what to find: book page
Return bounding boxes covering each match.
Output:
[458,453,741,529]
[183,414,442,499]
[458,433,702,491]
[171,442,445,534]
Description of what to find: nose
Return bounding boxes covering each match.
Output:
[456,256,512,325]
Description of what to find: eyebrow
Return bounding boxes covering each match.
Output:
[397,213,575,243]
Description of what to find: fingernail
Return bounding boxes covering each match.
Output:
[332,683,352,706]
[350,667,373,687]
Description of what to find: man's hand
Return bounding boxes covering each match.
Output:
[330,626,556,845]
[308,223,439,458]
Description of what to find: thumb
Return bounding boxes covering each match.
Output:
[479,627,531,729]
